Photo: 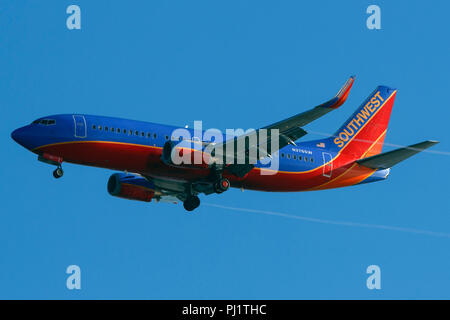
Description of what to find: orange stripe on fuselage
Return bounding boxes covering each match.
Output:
[307,129,387,190]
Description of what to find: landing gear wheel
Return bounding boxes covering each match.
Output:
[53,167,64,179]
[183,195,200,212]
[214,178,230,194]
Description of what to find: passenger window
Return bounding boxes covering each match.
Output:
[135,130,139,136]
[281,153,284,158]
[165,135,169,141]
[129,130,132,135]
[293,154,296,160]
[104,126,109,132]
[147,133,151,138]
[304,157,308,162]
[98,126,102,130]
[311,158,314,163]
[141,132,145,137]
[111,128,115,132]
[287,154,291,159]
[299,156,302,161]
[92,125,96,130]
[153,133,157,139]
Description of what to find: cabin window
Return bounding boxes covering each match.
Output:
[298,156,302,161]
[104,126,108,132]
[98,125,102,130]
[281,153,284,158]
[165,135,169,141]
[129,130,132,135]
[311,157,314,163]
[141,132,145,137]
[147,133,151,138]
[92,125,96,130]
[293,154,296,160]
[116,128,120,133]
[153,133,157,139]
[304,157,308,162]
[287,154,291,159]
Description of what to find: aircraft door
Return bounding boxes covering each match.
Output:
[322,152,333,178]
[73,115,87,138]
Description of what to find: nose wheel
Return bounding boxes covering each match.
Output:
[53,167,64,179]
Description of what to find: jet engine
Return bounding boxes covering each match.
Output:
[107,173,155,202]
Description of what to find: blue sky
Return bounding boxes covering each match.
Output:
[1,0,449,299]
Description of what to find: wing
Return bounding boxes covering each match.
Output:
[357,140,439,169]
[217,76,355,176]
[262,75,355,135]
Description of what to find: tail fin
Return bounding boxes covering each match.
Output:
[332,86,397,158]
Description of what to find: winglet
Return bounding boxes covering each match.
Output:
[321,76,355,109]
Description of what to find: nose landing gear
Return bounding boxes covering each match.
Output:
[53,166,64,179]
[38,154,64,179]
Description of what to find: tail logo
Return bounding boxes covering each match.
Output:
[333,91,385,148]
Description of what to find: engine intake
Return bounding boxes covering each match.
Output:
[107,173,155,202]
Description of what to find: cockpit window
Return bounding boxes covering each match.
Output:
[33,119,56,125]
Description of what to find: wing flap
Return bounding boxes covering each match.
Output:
[356,140,439,169]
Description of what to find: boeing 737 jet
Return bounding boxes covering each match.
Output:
[11,77,438,211]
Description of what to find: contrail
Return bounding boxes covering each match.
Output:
[204,203,450,239]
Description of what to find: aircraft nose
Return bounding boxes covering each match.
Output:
[11,127,24,143]
[11,126,34,149]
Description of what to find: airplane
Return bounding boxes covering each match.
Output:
[11,76,438,211]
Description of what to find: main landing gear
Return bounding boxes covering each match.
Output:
[214,177,230,194]
[53,166,64,179]
[183,195,200,212]
[183,176,230,212]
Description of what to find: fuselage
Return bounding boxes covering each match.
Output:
[11,114,389,192]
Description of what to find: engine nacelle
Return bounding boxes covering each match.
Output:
[107,173,155,202]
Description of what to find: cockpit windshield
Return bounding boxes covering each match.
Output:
[32,119,56,125]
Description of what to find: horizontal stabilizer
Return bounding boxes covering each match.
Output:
[356,140,439,169]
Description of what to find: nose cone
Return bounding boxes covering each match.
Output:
[11,126,34,150]
[11,127,23,143]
